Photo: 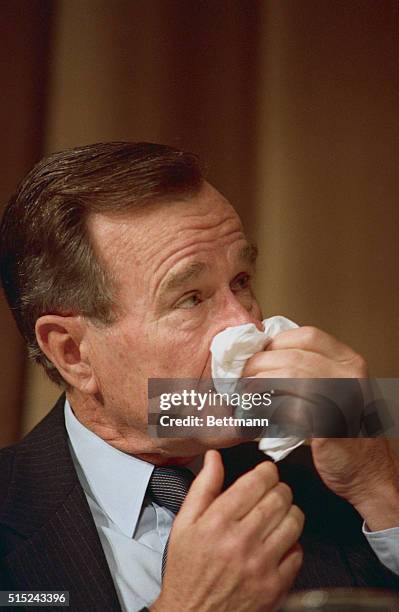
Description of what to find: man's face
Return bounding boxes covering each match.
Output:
[83,182,263,453]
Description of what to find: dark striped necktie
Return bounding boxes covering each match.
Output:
[147,466,195,580]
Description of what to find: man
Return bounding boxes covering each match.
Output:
[1,142,399,612]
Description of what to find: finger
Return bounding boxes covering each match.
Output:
[177,450,224,526]
[240,482,293,542]
[203,460,279,522]
[252,368,314,380]
[263,505,305,562]
[277,543,303,590]
[243,348,331,378]
[267,327,353,360]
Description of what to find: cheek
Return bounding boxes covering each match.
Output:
[253,300,263,321]
[149,325,211,377]
[95,337,134,392]
[89,322,145,388]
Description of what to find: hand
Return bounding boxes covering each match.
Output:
[151,450,304,612]
[242,325,399,530]
[312,437,399,531]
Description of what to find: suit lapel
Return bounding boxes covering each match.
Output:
[3,482,121,610]
[0,396,121,611]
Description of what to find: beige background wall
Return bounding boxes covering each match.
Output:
[1,0,398,446]
[0,0,53,446]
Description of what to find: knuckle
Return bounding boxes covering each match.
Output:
[220,534,240,561]
[301,325,319,344]
[268,488,287,514]
[286,545,304,575]
[256,460,279,484]
[245,554,263,577]
[239,470,264,494]
[290,542,304,560]
[265,461,279,481]
[206,511,225,536]
[278,482,293,506]
[351,353,368,376]
[229,530,252,561]
[290,505,305,531]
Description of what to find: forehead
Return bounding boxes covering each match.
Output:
[88,182,245,272]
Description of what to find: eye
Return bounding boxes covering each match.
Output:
[231,273,251,292]
[176,293,202,309]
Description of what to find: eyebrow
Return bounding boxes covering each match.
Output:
[236,243,258,266]
[158,261,207,297]
[156,241,258,304]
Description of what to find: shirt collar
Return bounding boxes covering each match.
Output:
[65,398,154,538]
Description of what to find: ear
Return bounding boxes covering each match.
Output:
[35,314,98,394]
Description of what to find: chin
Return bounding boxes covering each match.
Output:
[136,436,253,466]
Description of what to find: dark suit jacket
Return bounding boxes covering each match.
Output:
[1,395,399,612]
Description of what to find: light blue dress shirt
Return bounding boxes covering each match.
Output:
[65,400,171,611]
[65,400,399,612]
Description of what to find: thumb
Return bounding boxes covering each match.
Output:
[177,450,224,527]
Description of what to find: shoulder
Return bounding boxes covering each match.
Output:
[0,394,78,548]
[0,444,22,560]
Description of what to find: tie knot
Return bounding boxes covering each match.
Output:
[147,466,195,515]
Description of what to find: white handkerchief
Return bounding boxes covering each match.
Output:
[210,315,305,461]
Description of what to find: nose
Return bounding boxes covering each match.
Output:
[215,289,263,332]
